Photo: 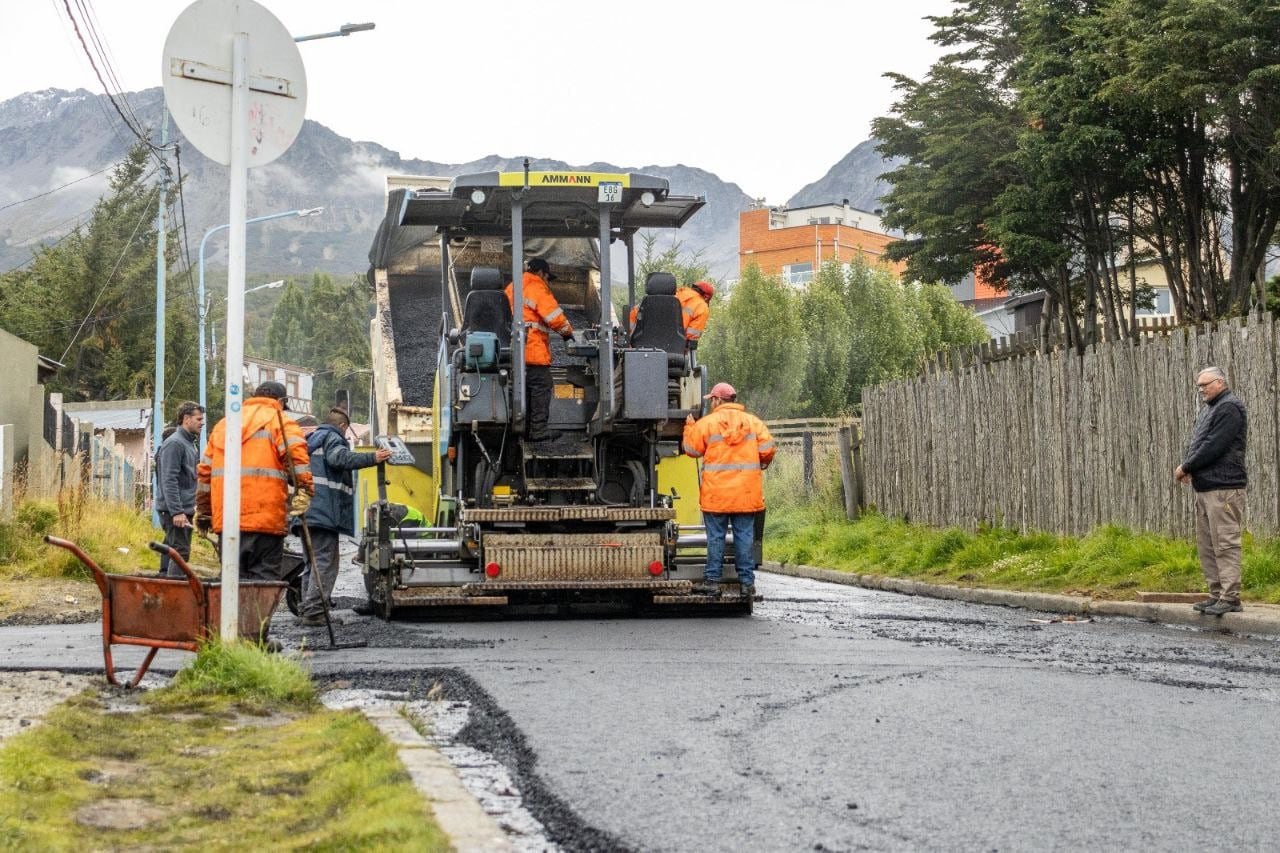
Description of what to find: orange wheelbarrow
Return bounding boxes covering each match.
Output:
[44,535,288,688]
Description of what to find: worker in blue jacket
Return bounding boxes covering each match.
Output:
[296,407,390,626]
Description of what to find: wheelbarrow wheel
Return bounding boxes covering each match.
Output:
[285,585,301,617]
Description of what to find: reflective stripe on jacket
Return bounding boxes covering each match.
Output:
[196,397,313,535]
[682,403,776,513]
[505,272,573,366]
[303,423,379,535]
[627,286,709,341]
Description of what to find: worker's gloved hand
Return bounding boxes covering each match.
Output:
[195,514,211,535]
[288,490,311,518]
[562,327,575,340]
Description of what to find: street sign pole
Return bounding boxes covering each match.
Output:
[163,0,308,642]
[219,31,249,639]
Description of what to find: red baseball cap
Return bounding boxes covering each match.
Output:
[692,280,714,300]
[703,382,736,400]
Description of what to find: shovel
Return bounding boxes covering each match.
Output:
[295,513,367,651]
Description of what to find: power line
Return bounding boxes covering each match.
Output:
[0,165,113,213]
[59,0,170,172]
[45,0,130,152]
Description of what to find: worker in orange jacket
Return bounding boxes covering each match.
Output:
[196,381,314,581]
[506,257,574,442]
[682,382,775,599]
[628,279,713,344]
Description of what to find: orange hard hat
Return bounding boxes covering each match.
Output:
[692,280,714,300]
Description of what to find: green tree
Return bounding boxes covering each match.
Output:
[700,263,806,418]
[876,0,1280,340]
[263,282,306,362]
[0,143,198,406]
[261,273,372,420]
[798,262,854,416]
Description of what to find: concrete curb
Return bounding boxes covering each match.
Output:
[362,707,513,852]
[760,561,1280,637]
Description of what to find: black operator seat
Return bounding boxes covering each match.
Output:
[461,266,513,354]
[630,272,687,375]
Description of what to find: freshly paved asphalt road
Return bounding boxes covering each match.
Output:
[4,571,1279,851]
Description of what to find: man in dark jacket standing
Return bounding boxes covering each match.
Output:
[156,401,204,577]
[297,407,390,626]
[1175,366,1248,616]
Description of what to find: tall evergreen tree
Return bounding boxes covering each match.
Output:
[0,143,197,405]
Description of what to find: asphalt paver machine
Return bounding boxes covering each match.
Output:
[360,167,753,617]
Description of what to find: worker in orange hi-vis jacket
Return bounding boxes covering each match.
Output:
[681,382,775,599]
[505,257,574,442]
[196,380,313,581]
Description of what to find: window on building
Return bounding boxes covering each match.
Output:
[782,262,813,285]
[1135,288,1172,316]
[285,372,299,401]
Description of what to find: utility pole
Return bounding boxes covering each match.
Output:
[151,108,169,527]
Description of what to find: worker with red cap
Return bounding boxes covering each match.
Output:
[682,382,775,598]
[629,279,713,343]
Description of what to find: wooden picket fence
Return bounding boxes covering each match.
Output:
[765,417,865,519]
[862,310,1279,538]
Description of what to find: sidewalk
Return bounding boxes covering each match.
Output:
[761,560,1280,637]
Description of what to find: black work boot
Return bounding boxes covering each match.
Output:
[1192,597,1218,612]
[741,584,756,600]
[691,580,721,597]
[1203,599,1243,616]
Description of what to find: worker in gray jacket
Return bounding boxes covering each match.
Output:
[297,407,390,625]
[156,401,204,577]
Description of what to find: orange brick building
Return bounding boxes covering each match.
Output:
[738,201,1006,303]
[739,202,904,283]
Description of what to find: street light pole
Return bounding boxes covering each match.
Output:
[293,21,375,42]
[197,208,323,445]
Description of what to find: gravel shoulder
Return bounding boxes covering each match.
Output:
[0,670,96,745]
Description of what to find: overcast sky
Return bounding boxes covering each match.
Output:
[4,0,948,203]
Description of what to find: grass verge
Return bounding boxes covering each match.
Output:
[765,509,1280,603]
[0,642,449,851]
[0,493,221,623]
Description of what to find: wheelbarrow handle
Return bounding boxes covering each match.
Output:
[147,541,207,605]
[45,535,111,597]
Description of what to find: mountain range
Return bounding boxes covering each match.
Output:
[0,87,897,282]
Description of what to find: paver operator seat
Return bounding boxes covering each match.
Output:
[630,272,687,377]
[459,266,512,370]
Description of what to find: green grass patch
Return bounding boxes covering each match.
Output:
[145,640,317,714]
[0,653,447,850]
[765,510,1280,603]
[0,493,218,583]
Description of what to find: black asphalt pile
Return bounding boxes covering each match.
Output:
[272,604,496,651]
[336,668,633,853]
[387,272,445,407]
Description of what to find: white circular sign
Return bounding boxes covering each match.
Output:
[162,0,307,167]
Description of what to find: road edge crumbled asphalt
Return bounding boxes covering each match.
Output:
[760,561,1280,637]
[331,668,635,853]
